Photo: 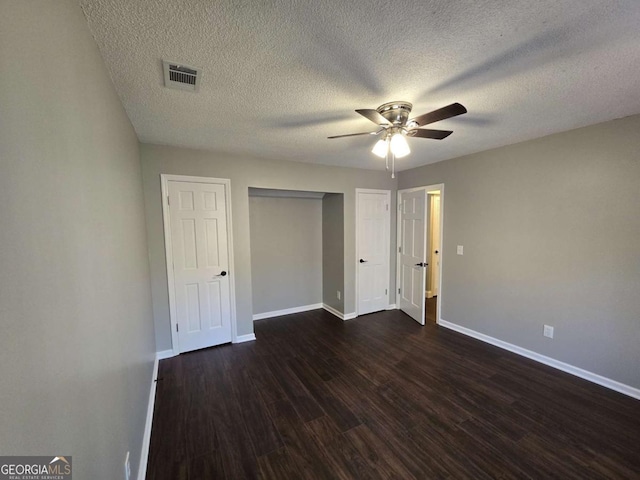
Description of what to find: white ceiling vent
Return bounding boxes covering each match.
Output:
[162,61,201,92]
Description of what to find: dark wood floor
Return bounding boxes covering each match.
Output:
[147,307,640,479]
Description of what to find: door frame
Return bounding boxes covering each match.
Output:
[160,174,238,355]
[355,188,391,316]
[396,183,444,325]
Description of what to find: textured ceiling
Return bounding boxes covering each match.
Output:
[79,0,640,171]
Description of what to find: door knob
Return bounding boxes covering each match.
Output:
[359,259,368,263]
[415,262,428,267]
[218,271,227,276]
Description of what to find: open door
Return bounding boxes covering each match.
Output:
[398,188,429,324]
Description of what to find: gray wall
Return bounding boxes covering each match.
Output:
[323,194,345,312]
[141,144,397,351]
[0,1,155,477]
[249,196,322,314]
[398,114,640,389]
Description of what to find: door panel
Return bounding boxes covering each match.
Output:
[357,191,390,315]
[206,281,223,328]
[185,283,200,332]
[168,180,232,352]
[398,189,428,324]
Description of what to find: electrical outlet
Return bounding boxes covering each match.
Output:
[124,451,131,480]
[543,325,554,339]
[457,245,464,255]
[336,290,341,300]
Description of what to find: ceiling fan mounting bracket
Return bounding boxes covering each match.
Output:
[376,101,413,125]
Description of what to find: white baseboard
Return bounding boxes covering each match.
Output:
[322,303,344,319]
[322,303,356,320]
[438,319,640,400]
[137,353,159,480]
[252,303,323,321]
[386,304,397,310]
[156,349,175,360]
[234,333,256,343]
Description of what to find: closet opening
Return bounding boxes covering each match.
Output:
[248,188,344,321]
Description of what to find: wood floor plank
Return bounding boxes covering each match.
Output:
[145,361,189,480]
[206,348,260,479]
[343,424,421,480]
[247,360,289,405]
[407,421,500,480]
[187,451,225,480]
[265,400,342,479]
[256,447,303,480]
[221,349,284,457]
[146,308,640,479]
[287,357,361,432]
[304,415,380,480]
[358,411,453,479]
[304,415,343,447]
[262,356,325,423]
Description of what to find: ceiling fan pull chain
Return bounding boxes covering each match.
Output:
[385,139,390,171]
[391,150,396,179]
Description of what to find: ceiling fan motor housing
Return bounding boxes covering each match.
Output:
[376,101,413,125]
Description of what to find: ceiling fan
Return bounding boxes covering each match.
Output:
[328,101,467,177]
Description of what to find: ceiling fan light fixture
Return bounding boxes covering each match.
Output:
[390,133,410,158]
[328,101,466,178]
[372,138,388,158]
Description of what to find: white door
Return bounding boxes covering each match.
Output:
[167,180,232,353]
[398,188,428,324]
[357,190,390,315]
[430,194,441,297]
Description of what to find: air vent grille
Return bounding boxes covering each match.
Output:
[162,61,201,92]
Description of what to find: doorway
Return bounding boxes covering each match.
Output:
[248,188,325,319]
[425,189,441,323]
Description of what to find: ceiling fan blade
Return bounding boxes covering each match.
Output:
[327,131,378,139]
[408,129,453,140]
[409,103,467,127]
[355,109,391,125]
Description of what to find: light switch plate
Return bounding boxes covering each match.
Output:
[457,245,464,255]
[543,325,554,338]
